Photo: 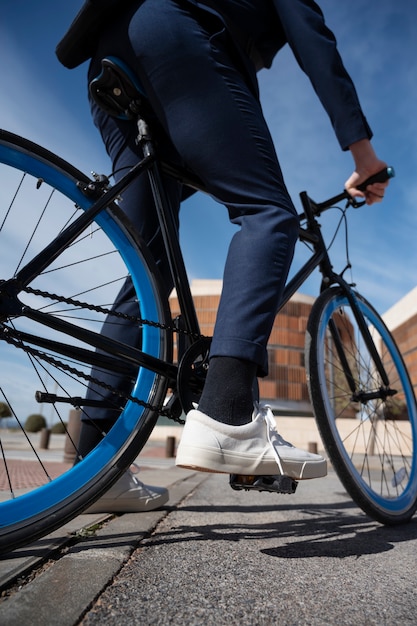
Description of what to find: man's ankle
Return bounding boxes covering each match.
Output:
[198,356,257,426]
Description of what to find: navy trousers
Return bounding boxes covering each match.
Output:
[85,0,299,420]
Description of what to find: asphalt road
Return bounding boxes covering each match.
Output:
[1,466,417,625]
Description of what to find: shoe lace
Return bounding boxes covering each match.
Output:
[255,403,294,476]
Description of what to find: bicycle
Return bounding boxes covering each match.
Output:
[0,57,415,555]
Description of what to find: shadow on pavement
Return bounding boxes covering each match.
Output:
[48,499,417,560]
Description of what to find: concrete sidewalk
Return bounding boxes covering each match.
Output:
[1,460,417,625]
[0,455,207,621]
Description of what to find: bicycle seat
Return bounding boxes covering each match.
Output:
[89,57,148,120]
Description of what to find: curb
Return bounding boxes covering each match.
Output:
[0,469,208,626]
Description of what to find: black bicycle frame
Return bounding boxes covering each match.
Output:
[5,116,391,398]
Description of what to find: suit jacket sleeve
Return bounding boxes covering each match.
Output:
[272,0,372,150]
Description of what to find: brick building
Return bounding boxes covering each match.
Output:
[383,286,417,403]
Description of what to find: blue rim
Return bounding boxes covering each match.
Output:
[0,142,162,526]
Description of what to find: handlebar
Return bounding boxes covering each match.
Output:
[356,166,395,192]
[312,166,395,214]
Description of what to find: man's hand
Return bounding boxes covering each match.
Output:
[346,139,389,205]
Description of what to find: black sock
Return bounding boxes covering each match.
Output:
[198,356,257,426]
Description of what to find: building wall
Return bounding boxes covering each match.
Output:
[385,313,417,401]
[383,287,417,400]
[264,298,312,405]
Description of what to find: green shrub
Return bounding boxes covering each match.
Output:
[0,401,11,419]
[25,414,47,433]
[50,422,67,434]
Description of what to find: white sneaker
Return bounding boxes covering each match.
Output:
[176,404,327,480]
[85,466,169,513]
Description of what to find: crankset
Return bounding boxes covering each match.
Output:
[229,474,298,494]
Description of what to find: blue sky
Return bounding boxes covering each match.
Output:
[2,1,417,317]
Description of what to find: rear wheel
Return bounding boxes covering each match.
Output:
[0,130,172,553]
[306,286,417,524]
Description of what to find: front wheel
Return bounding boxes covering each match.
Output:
[306,287,417,524]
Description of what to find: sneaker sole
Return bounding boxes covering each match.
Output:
[176,445,327,480]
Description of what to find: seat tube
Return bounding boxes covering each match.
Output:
[137,118,201,337]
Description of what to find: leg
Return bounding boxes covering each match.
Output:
[124,2,299,421]
[80,103,181,438]
[76,77,181,512]
[95,0,326,478]
[77,109,181,455]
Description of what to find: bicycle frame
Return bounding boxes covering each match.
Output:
[3,113,391,405]
[3,127,416,542]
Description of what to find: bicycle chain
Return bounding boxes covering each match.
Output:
[23,285,203,339]
[10,285,208,423]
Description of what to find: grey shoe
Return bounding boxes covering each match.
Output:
[85,467,169,513]
[176,403,327,479]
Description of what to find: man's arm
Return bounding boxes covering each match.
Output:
[272,0,372,151]
[273,0,388,204]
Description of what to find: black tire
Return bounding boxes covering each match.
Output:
[306,286,417,524]
[0,130,172,553]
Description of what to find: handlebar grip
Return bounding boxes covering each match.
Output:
[356,166,395,192]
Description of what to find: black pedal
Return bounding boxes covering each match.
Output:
[229,474,298,494]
